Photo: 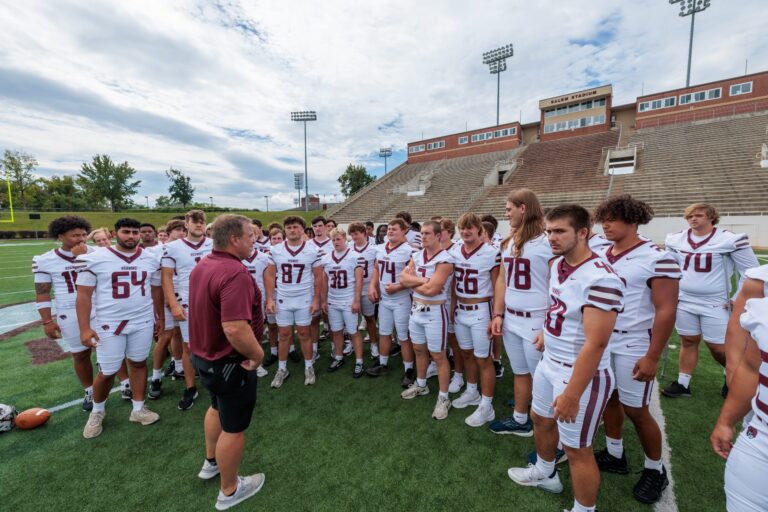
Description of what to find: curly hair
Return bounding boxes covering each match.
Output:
[593,195,654,225]
[48,215,92,239]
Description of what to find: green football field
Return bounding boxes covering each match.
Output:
[0,241,757,511]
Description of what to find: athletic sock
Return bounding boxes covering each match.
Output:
[312,342,318,355]
[334,355,343,361]
[534,456,555,479]
[467,382,478,393]
[379,355,389,366]
[572,500,595,512]
[371,343,379,356]
[438,391,449,399]
[644,456,664,473]
[480,395,493,407]
[174,358,183,371]
[404,361,414,370]
[513,410,528,424]
[416,378,427,388]
[92,401,106,413]
[606,436,624,458]
[120,378,130,388]
[678,372,692,388]
[131,400,144,412]
[270,347,278,356]
[289,345,296,353]
[355,358,363,365]
[304,359,314,368]
[452,372,463,381]
[152,369,162,381]
[278,360,287,371]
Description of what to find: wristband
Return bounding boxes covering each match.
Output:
[42,319,54,325]
[36,301,52,310]
[493,313,504,319]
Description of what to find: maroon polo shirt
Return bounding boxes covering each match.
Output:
[189,249,263,361]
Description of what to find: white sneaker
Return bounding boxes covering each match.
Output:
[448,374,465,394]
[304,366,316,385]
[507,464,563,494]
[465,403,495,427]
[129,406,160,426]
[432,395,451,420]
[83,411,105,439]
[451,388,481,409]
[342,340,354,356]
[198,459,220,480]
[215,473,266,510]
[256,365,268,378]
[426,361,438,379]
[271,368,289,388]
[401,384,429,400]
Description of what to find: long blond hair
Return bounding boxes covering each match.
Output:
[501,189,544,257]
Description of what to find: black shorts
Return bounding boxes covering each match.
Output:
[192,355,258,433]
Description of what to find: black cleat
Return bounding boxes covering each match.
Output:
[353,363,364,379]
[148,379,162,400]
[82,392,93,412]
[494,360,504,378]
[288,350,301,363]
[328,358,345,373]
[633,466,669,504]
[401,368,415,388]
[178,386,198,410]
[661,381,691,398]
[366,362,389,377]
[164,360,176,378]
[263,352,278,367]
[595,448,630,475]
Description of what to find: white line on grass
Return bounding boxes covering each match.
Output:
[0,289,33,296]
[0,274,29,280]
[48,386,123,413]
[651,380,678,512]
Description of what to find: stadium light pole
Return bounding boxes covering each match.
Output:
[379,147,392,174]
[145,195,149,208]
[263,195,269,212]
[482,44,514,126]
[209,196,213,208]
[291,111,317,212]
[669,0,712,87]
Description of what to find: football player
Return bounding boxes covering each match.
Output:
[139,223,159,249]
[440,218,465,394]
[242,229,271,379]
[449,213,500,427]
[592,195,681,504]
[724,264,767,389]
[309,216,332,357]
[348,223,379,359]
[265,216,323,387]
[77,218,164,438]
[507,205,623,512]
[252,219,270,253]
[663,203,758,398]
[88,227,112,248]
[161,210,214,410]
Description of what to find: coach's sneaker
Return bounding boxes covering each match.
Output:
[129,406,159,426]
[214,473,266,511]
[83,411,105,438]
[328,358,345,373]
[148,379,163,400]
[494,360,504,378]
[82,390,94,412]
[121,383,133,400]
[256,365,268,378]
[432,395,452,420]
[198,459,220,480]
[366,362,389,377]
[465,403,495,427]
[632,466,669,504]
[262,352,278,367]
[401,384,429,400]
[401,368,415,388]
[507,464,563,494]
[527,449,568,466]
[353,362,365,379]
[448,373,464,393]
[426,361,438,379]
[451,388,481,409]
[661,380,691,398]
[178,387,199,410]
[288,349,301,363]
[271,368,289,388]
[489,415,533,437]
[304,366,316,385]
[595,448,629,474]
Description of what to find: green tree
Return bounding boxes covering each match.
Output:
[154,195,175,208]
[166,168,195,207]
[1,150,38,209]
[77,155,141,212]
[38,175,90,210]
[338,163,375,197]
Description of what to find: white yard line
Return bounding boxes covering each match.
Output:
[0,275,30,280]
[651,380,678,512]
[0,289,33,296]
[48,386,123,413]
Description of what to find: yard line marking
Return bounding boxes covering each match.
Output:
[0,274,30,280]
[48,386,123,413]
[0,289,34,295]
[652,380,678,512]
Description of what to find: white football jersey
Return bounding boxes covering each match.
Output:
[322,248,364,306]
[254,235,270,254]
[492,231,503,246]
[738,297,768,425]
[598,241,682,332]
[543,254,625,368]
[588,234,612,251]
[32,248,91,311]
[406,230,422,249]
[242,248,270,296]
[375,241,416,303]
[77,247,161,323]
[352,241,377,287]
[449,242,500,299]
[268,241,321,298]
[745,265,768,296]
[161,237,213,301]
[665,228,758,302]
[310,237,332,258]
[412,248,453,302]
[500,234,554,313]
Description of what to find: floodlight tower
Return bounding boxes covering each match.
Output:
[291,110,317,211]
[379,147,392,175]
[669,0,712,87]
[482,44,514,126]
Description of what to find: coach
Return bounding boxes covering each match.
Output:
[189,214,266,511]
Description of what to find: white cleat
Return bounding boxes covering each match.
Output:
[304,366,316,385]
[451,388,480,409]
[198,459,220,480]
[129,406,160,426]
[432,395,452,420]
[465,403,495,427]
[83,411,105,439]
[215,473,266,510]
[507,464,563,494]
[271,368,289,388]
[426,361,438,379]
[448,374,465,394]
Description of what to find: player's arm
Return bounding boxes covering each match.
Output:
[634,278,679,381]
[34,277,60,339]
[724,278,764,383]
[264,263,277,314]
[311,265,323,314]
[490,264,506,336]
[368,260,380,302]
[161,266,186,321]
[413,262,453,297]
[730,245,759,291]
[352,267,363,313]
[75,283,98,348]
[151,284,164,324]
[399,259,421,288]
[319,269,329,314]
[711,337,760,459]
[554,307,617,422]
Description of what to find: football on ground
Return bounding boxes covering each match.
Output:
[14,408,51,430]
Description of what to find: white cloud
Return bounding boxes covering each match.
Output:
[0,0,765,210]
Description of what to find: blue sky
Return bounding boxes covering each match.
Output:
[0,0,765,210]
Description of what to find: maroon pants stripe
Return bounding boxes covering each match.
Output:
[114,320,129,336]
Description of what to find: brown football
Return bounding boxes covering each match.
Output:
[15,408,51,430]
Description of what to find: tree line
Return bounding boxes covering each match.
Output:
[0,150,196,212]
